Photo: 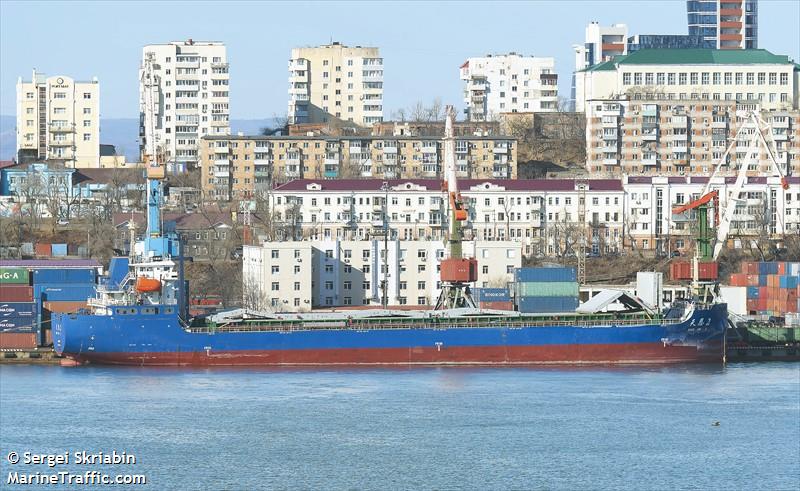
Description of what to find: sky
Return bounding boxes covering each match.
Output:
[1,0,798,120]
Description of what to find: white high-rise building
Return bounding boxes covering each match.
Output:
[16,70,100,167]
[460,53,558,121]
[139,40,230,172]
[288,42,384,127]
[572,22,629,112]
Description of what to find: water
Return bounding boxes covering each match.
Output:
[1,363,798,490]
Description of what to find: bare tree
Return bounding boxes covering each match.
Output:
[242,273,269,311]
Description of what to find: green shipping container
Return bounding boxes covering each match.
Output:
[0,268,30,284]
[516,281,579,297]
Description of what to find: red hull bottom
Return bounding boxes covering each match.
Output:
[69,343,722,366]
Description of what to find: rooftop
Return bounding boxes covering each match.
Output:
[582,48,795,72]
[274,179,623,193]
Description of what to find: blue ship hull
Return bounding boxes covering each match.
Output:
[52,304,727,366]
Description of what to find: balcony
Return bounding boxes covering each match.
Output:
[48,139,73,146]
[671,115,688,127]
[672,144,688,153]
[49,124,74,133]
[285,167,301,178]
[642,156,658,166]
[362,73,383,82]
[421,145,438,154]
[213,168,229,178]
[601,117,619,127]
[176,60,200,69]
[642,130,658,141]
[600,105,622,116]
[601,42,625,52]
[211,62,229,69]
[602,158,619,166]
[285,158,301,166]
[601,144,618,153]
[712,120,728,129]
[492,144,510,153]
[213,159,230,166]
[772,132,788,141]
[719,8,743,16]
[771,118,790,129]
[383,145,397,154]
[325,157,339,166]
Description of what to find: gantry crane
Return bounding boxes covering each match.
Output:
[672,110,788,297]
[434,105,477,310]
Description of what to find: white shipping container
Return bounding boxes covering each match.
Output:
[636,272,662,310]
[719,286,747,316]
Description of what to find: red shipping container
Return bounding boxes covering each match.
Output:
[0,285,34,302]
[35,243,51,256]
[480,301,514,311]
[757,298,767,311]
[0,332,37,349]
[746,299,758,312]
[440,258,478,283]
[729,273,747,286]
[777,262,787,275]
[697,262,718,280]
[745,262,759,275]
[746,275,760,287]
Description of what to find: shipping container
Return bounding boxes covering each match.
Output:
[473,288,511,302]
[780,275,799,290]
[0,302,36,317]
[0,316,38,331]
[51,244,68,257]
[43,301,87,313]
[670,261,717,281]
[0,332,37,349]
[479,301,514,311]
[0,268,30,284]
[515,267,576,283]
[0,286,33,302]
[34,243,51,256]
[746,286,760,298]
[35,284,96,302]
[440,258,478,283]
[744,262,759,275]
[33,268,96,284]
[719,286,747,316]
[759,262,779,276]
[21,243,34,256]
[67,243,79,256]
[516,281,579,297]
[729,273,747,287]
[517,296,579,314]
[77,245,88,258]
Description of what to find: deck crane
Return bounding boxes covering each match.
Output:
[434,105,478,310]
[672,110,788,297]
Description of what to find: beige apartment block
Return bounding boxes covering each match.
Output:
[288,42,383,127]
[243,239,521,312]
[139,40,230,172]
[16,70,100,168]
[199,135,517,201]
[585,98,800,175]
[575,49,798,114]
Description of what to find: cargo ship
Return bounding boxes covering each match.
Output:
[52,105,727,366]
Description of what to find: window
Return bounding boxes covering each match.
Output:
[294,282,300,291]
[271,250,279,259]
[83,92,92,99]
[83,133,91,141]
[271,282,279,291]
[83,108,91,114]
[271,265,279,273]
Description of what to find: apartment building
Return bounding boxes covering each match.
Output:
[624,174,798,254]
[266,179,626,259]
[288,42,383,127]
[266,177,800,257]
[574,22,629,73]
[585,99,800,175]
[199,134,517,200]
[687,0,758,49]
[575,49,798,115]
[16,70,100,168]
[139,40,230,172]
[243,239,521,311]
[460,53,558,121]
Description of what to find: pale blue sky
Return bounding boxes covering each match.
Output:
[1,0,798,119]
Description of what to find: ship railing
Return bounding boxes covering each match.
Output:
[189,316,684,334]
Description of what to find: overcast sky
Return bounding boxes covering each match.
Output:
[1,0,798,119]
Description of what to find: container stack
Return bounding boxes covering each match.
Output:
[514,267,579,313]
[0,259,100,348]
[472,288,513,310]
[728,261,800,316]
[0,267,38,349]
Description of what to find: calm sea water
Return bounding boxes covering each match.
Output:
[1,363,798,490]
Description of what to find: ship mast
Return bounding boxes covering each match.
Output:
[434,105,477,310]
[140,51,168,255]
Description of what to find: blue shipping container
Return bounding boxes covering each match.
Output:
[33,268,96,284]
[474,288,511,302]
[780,275,799,289]
[51,244,68,257]
[758,275,768,287]
[517,296,579,314]
[0,316,38,331]
[746,286,760,298]
[515,267,577,283]
[758,262,778,275]
[0,302,36,317]
[34,284,96,302]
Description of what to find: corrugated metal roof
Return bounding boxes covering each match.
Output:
[582,49,794,72]
[0,259,101,268]
[274,179,624,192]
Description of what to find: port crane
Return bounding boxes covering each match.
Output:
[672,110,788,297]
[434,105,477,310]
